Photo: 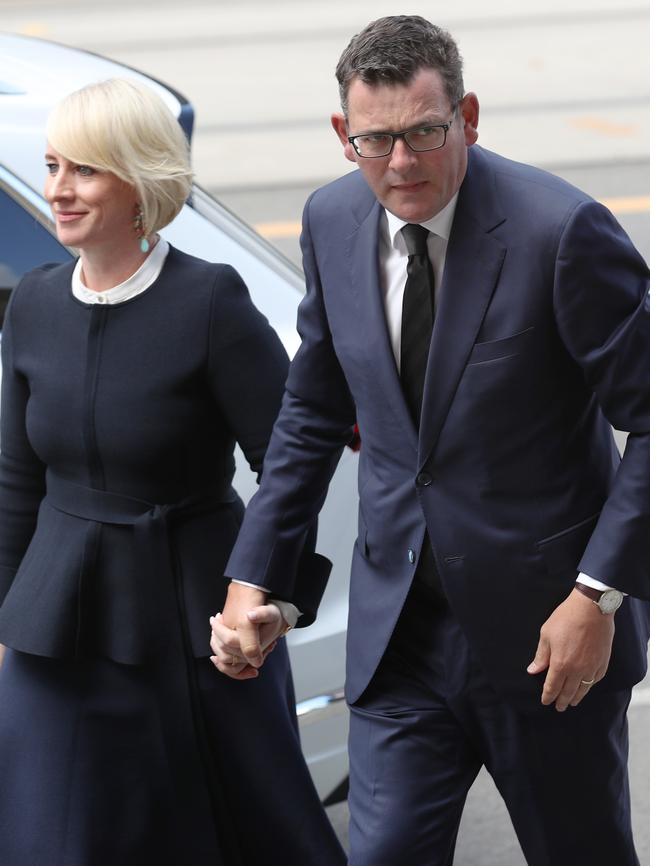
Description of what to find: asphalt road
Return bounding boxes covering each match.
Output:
[2,0,650,861]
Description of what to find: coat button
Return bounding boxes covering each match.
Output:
[416,472,432,487]
[408,549,415,564]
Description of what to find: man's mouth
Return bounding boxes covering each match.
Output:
[392,181,426,192]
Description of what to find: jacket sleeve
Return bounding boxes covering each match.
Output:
[204,260,340,624]
[553,199,650,598]
[224,196,357,622]
[0,279,47,604]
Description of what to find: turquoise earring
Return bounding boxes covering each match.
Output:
[134,204,149,253]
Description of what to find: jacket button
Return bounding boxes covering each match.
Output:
[408,549,415,564]
[416,472,432,487]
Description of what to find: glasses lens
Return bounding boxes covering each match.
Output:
[353,134,393,157]
[404,126,446,152]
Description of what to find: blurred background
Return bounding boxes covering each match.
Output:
[2,0,648,267]
[2,1,649,862]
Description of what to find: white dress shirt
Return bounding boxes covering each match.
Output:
[380,194,457,371]
[377,201,615,595]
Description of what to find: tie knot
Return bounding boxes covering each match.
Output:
[401,223,430,256]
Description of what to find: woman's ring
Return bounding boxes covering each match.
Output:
[580,677,596,686]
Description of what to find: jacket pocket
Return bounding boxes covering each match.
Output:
[536,512,600,575]
[467,326,535,365]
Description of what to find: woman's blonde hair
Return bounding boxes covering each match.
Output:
[46,78,193,235]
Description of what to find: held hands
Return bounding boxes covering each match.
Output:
[527,587,615,711]
[209,583,289,680]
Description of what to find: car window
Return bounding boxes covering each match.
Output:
[0,184,71,329]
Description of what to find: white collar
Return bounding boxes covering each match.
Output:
[72,238,170,305]
[384,192,459,251]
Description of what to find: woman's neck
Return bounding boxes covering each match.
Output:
[79,240,155,292]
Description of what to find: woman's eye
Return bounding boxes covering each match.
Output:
[45,162,58,174]
[77,165,95,177]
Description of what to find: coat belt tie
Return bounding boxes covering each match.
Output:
[43,471,244,865]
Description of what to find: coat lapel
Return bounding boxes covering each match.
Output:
[418,148,507,470]
[345,192,419,451]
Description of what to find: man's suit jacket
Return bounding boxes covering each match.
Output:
[227,145,650,707]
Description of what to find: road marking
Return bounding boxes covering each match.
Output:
[569,116,639,137]
[601,195,650,215]
[254,194,650,240]
[254,220,302,239]
[19,22,50,37]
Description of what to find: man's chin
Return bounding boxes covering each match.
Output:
[384,200,439,223]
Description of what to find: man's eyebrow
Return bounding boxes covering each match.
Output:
[353,117,449,135]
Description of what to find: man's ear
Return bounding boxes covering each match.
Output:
[459,93,480,146]
[331,113,357,163]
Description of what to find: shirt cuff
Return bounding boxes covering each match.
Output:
[576,572,625,594]
[230,580,301,627]
[231,579,270,593]
[270,599,302,629]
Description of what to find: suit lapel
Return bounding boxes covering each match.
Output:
[418,148,507,470]
[345,193,418,451]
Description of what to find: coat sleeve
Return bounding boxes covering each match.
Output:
[205,263,290,480]
[0,278,47,604]
[552,199,650,598]
[224,196,357,623]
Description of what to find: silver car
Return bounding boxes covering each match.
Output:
[0,32,356,803]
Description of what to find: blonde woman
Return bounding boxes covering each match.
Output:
[0,79,344,866]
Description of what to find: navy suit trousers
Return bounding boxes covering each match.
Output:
[348,581,638,866]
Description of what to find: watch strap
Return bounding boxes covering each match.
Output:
[573,582,604,603]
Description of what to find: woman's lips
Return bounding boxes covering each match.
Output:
[56,212,86,222]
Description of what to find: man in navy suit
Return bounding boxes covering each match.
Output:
[212,15,650,865]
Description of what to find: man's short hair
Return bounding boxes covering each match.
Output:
[335,15,465,115]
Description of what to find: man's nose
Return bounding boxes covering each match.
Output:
[388,137,418,171]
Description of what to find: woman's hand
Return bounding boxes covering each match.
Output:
[209,604,288,680]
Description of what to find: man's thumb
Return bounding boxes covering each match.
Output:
[239,620,263,668]
[527,640,550,675]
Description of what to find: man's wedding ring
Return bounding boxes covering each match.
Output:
[230,654,238,666]
[580,677,596,686]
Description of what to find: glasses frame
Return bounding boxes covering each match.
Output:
[347,117,455,159]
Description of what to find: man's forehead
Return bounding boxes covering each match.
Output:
[346,68,452,123]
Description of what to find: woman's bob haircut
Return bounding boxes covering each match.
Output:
[46,78,193,236]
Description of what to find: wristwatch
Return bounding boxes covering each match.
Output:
[574,582,624,615]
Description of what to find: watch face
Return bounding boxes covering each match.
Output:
[599,590,624,614]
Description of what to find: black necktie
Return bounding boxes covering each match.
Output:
[400,223,434,427]
[399,224,446,602]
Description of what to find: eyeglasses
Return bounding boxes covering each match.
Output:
[347,118,454,159]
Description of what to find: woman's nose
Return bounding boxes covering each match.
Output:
[45,168,72,201]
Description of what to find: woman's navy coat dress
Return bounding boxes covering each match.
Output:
[0,247,342,866]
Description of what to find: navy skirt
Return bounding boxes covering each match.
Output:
[0,645,344,866]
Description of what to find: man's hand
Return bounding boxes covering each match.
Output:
[527,587,615,711]
[209,583,288,680]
